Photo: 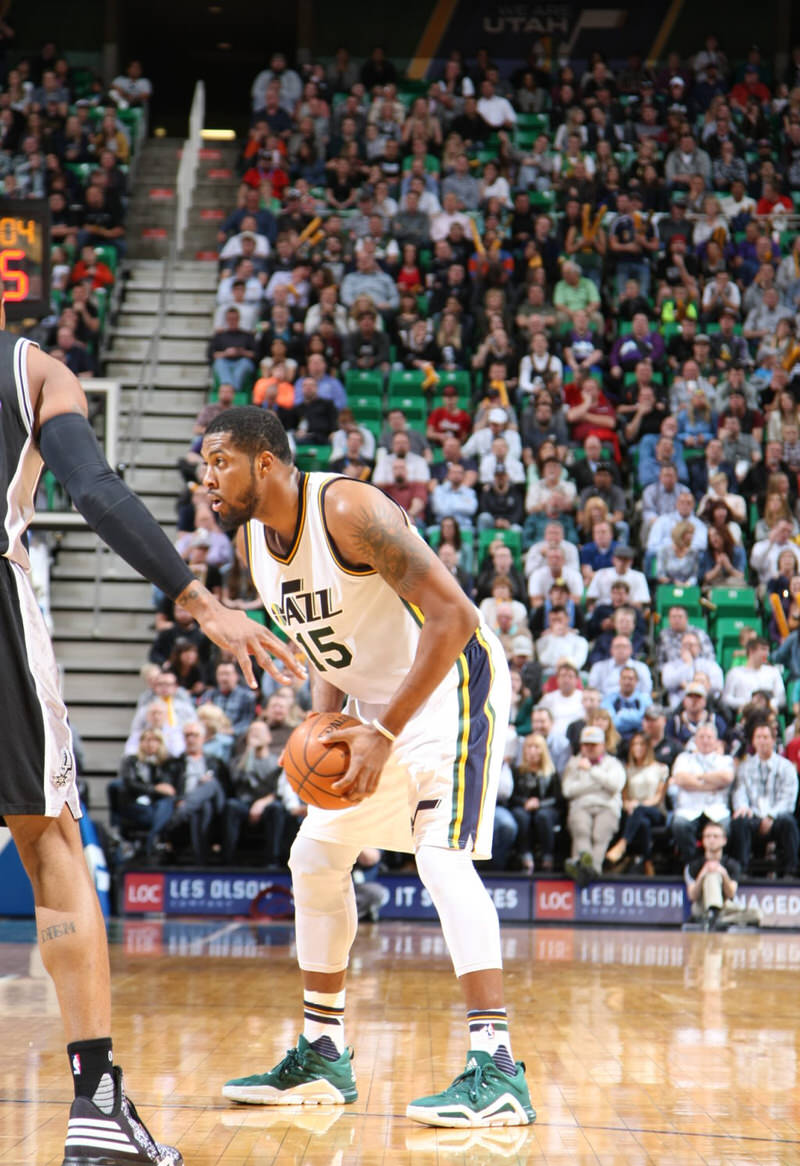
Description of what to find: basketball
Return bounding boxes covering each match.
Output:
[281,712,362,809]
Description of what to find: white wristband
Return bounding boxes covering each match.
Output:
[371,718,396,742]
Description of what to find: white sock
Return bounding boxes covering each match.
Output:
[467,1008,516,1075]
[303,989,346,1058]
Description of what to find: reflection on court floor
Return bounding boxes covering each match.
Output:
[1,920,799,1165]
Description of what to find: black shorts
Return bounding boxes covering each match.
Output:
[0,556,78,819]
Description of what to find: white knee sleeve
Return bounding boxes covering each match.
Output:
[415,844,502,977]
[289,833,360,974]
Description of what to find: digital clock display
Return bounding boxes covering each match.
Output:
[0,199,50,320]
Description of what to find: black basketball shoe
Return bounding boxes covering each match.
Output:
[62,1065,183,1165]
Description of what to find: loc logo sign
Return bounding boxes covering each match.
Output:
[124,873,165,913]
[534,880,575,921]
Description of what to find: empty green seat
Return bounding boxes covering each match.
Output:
[388,370,426,397]
[294,445,331,472]
[708,587,757,622]
[349,395,383,423]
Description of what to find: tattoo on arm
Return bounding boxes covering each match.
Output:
[348,503,431,598]
[40,921,77,943]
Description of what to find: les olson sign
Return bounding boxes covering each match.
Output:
[123,872,800,929]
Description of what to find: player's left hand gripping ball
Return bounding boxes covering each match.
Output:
[324,720,394,803]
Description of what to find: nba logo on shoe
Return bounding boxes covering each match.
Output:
[71,1054,81,1075]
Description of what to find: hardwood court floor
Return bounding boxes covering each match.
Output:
[1,918,800,1165]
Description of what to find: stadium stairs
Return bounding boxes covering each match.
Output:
[50,140,239,819]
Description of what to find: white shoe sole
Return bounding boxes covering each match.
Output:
[222,1079,351,1105]
[405,1094,533,1128]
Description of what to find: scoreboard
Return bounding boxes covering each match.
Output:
[0,199,50,320]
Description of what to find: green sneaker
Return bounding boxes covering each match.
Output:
[222,1035,357,1105]
[406,1051,536,1128]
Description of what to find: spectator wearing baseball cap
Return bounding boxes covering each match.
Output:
[477,462,525,534]
[562,726,626,884]
[585,544,651,608]
[462,407,523,462]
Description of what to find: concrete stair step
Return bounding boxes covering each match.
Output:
[52,549,144,581]
[64,671,143,704]
[70,704,135,738]
[124,291,213,313]
[189,186,235,209]
[142,384,206,406]
[127,205,176,228]
[53,578,153,607]
[138,413,196,437]
[128,239,170,261]
[83,739,130,774]
[52,608,151,638]
[181,226,226,252]
[128,269,218,292]
[54,638,150,667]
[108,338,207,363]
[106,361,209,387]
[53,530,102,552]
[137,438,196,463]
[115,315,212,339]
[121,465,184,494]
[119,393,205,422]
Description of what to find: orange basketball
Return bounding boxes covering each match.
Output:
[281,712,362,809]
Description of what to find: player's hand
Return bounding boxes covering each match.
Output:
[324,723,393,803]
[196,605,306,689]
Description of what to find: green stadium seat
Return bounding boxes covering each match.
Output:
[430,392,470,412]
[94,245,118,273]
[427,524,475,569]
[515,113,550,133]
[345,369,384,397]
[720,644,748,672]
[478,527,523,568]
[294,445,331,472]
[349,395,383,424]
[714,615,763,656]
[388,370,426,395]
[361,418,382,441]
[655,584,702,618]
[435,370,472,397]
[385,394,426,423]
[708,587,758,625]
[688,613,709,633]
[528,190,555,212]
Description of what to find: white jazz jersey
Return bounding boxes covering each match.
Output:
[243,472,511,857]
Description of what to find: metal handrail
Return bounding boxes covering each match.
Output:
[90,81,206,633]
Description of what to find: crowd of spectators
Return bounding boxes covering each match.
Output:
[0,42,149,376]
[17,37,800,897]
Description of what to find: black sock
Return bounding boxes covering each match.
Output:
[67,1038,114,1109]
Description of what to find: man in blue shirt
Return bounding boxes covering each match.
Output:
[602,666,649,743]
[294,353,347,411]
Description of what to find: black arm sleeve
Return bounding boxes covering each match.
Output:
[38,412,195,601]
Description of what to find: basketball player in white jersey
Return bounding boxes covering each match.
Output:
[0,303,301,1165]
[203,407,535,1128]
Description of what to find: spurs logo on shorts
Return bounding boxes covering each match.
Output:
[52,748,74,788]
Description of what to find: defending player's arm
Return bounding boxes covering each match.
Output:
[29,345,304,688]
[321,478,479,800]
